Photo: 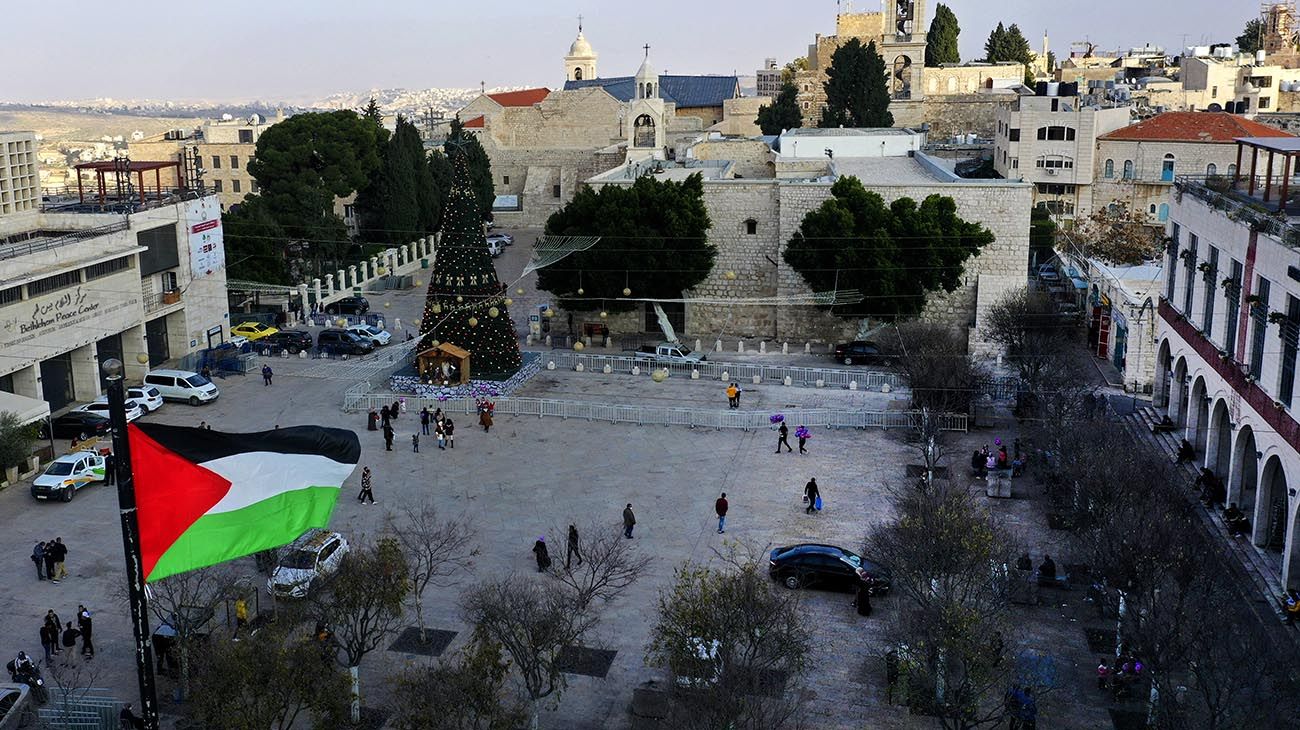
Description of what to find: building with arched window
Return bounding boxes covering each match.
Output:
[1093,112,1296,230]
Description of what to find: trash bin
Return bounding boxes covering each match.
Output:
[421,258,429,269]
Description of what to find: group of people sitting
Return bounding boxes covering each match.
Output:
[1222,502,1251,538]
[970,438,1025,477]
[1194,467,1226,508]
[1016,552,1061,587]
[1096,655,1146,699]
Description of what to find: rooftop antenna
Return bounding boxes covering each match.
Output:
[577,13,583,32]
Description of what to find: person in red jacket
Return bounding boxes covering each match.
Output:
[715,493,729,534]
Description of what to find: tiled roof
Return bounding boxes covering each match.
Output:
[462,116,485,128]
[563,75,739,108]
[1099,112,1294,142]
[486,88,551,107]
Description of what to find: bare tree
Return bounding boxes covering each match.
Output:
[547,521,652,611]
[385,501,478,644]
[984,287,1077,420]
[866,482,1025,729]
[43,654,103,727]
[646,548,813,730]
[390,635,528,730]
[313,536,409,724]
[1057,202,1161,266]
[187,617,350,730]
[892,323,986,485]
[134,565,242,699]
[461,577,598,730]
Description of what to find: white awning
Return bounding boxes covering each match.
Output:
[0,391,51,427]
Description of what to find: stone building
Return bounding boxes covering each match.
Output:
[791,4,1024,135]
[1092,112,1294,224]
[579,128,1031,354]
[993,84,1132,220]
[1155,151,1300,593]
[130,112,284,209]
[756,58,781,98]
[0,136,230,412]
[0,131,38,216]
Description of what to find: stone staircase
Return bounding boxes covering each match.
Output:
[1120,406,1290,629]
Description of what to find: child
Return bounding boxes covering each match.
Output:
[411,433,419,453]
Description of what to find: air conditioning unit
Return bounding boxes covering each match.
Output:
[1046,168,1059,175]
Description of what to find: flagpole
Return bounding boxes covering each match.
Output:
[103,358,160,730]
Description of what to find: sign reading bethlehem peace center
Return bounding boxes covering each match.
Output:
[186,199,225,279]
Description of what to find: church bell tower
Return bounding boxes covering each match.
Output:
[564,17,598,82]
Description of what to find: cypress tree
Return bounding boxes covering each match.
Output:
[756,82,804,135]
[925,4,961,66]
[820,39,894,128]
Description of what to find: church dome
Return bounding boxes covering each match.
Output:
[569,31,594,57]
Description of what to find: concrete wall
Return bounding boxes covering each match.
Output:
[691,140,773,179]
[924,93,1017,139]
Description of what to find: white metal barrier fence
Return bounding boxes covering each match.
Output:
[541,351,906,390]
[343,392,966,432]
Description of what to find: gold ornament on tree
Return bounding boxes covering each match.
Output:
[468,317,479,327]
[574,341,585,351]
[577,288,584,295]
[456,296,464,303]
[724,271,737,280]
[544,308,555,318]
[488,307,500,318]
[516,287,525,295]
[599,311,608,319]
[504,298,513,306]
[622,287,632,296]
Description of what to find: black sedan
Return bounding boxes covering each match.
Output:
[768,544,891,594]
[40,411,111,440]
[325,296,370,315]
[832,340,894,366]
[259,330,314,354]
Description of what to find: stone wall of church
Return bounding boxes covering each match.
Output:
[922,64,1024,97]
[923,94,1018,139]
[488,148,624,228]
[691,140,774,179]
[583,174,1032,351]
[675,105,726,128]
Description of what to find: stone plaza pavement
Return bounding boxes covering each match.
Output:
[0,272,1113,729]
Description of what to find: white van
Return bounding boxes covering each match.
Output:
[143,369,220,406]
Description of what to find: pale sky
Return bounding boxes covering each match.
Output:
[5,0,1250,103]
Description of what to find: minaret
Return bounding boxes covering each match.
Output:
[564,16,598,82]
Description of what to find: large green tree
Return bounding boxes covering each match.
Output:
[819,39,893,128]
[1029,205,1057,269]
[418,144,522,376]
[538,173,715,312]
[222,196,291,284]
[925,4,961,66]
[983,22,1033,65]
[1237,18,1265,55]
[356,116,441,243]
[756,82,803,135]
[783,176,993,320]
[446,118,496,222]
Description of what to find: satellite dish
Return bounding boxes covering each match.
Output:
[248,113,261,125]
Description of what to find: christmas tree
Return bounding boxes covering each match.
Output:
[418,144,522,377]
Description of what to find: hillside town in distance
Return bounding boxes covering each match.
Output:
[3,1,1300,728]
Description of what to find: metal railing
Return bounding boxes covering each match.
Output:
[342,392,966,432]
[539,351,906,390]
[38,688,122,729]
[0,220,130,262]
[1175,176,1300,249]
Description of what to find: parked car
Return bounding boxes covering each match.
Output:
[126,386,164,413]
[143,369,220,406]
[832,340,894,367]
[345,323,392,346]
[316,328,375,355]
[259,330,314,354]
[768,543,891,594]
[267,529,350,598]
[486,232,513,246]
[486,239,503,257]
[39,411,110,440]
[230,322,280,341]
[633,342,706,364]
[1036,263,1060,283]
[324,296,370,316]
[76,400,144,423]
[31,451,106,502]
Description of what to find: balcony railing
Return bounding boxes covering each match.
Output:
[144,290,182,313]
[1174,176,1300,250]
[0,220,130,263]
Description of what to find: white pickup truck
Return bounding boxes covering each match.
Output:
[634,342,707,364]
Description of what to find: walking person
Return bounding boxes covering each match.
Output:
[380,405,391,428]
[420,407,431,436]
[77,606,93,659]
[44,611,61,655]
[411,433,420,453]
[60,622,80,665]
[623,503,636,539]
[382,422,394,452]
[479,405,494,433]
[435,420,446,450]
[725,383,738,409]
[853,579,873,616]
[776,422,792,453]
[796,425,808,454]
[261,364,273,386]
[715,492,729,534]
[42,539,58,584]
[31,541,45,581]
[566,525,583,569]
[532,536,552,572]
[733,383,742,408]
[444,417,455,448]
[357,467,375,504]
[50,538,67,580]
[804,478,820,515]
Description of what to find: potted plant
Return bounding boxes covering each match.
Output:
[1198,261,1216,281]
[0,412,37,489]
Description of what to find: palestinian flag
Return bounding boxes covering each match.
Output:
[128,423,360,582]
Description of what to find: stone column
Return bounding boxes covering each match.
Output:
[121,324,149,383]
[370,256,380,277]
[325,274,335,296]
[297,284,310,324]
[349,265,358,289]
[409,241,418,262]
[313,278,322,308]
[70,343,101,401]
[336,269,346,291]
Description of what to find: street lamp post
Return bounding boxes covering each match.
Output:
[102,358,160,730]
